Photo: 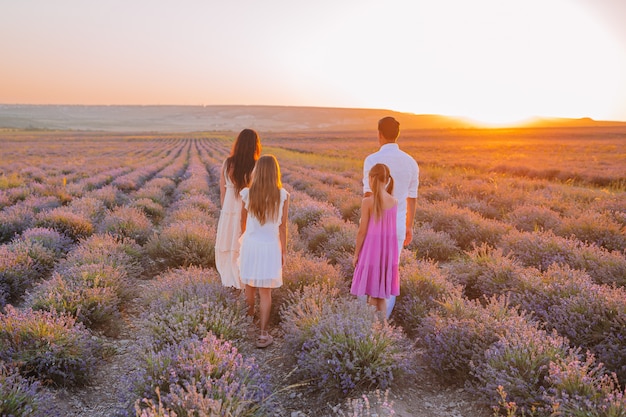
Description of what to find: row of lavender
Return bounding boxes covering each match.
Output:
[0,136,195,415]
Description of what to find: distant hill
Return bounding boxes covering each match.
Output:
[518,116,626,128]
[0,104,624,132]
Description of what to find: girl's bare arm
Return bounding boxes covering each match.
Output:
[279,195,289,265]
[353,197,372,265]
[240,203,247,234]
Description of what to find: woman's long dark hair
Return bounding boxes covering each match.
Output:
[225,129,261,193]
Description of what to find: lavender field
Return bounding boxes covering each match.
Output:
[0,127,625,416]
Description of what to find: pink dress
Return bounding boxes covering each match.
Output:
[351,205,400,299]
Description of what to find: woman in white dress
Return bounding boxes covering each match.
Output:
[215,129,261,289]
[239,155,289,348]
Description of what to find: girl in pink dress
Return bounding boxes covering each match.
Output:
[351,163,399,315]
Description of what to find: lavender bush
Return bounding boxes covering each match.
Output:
[0,241,43,302]
[67,196,107,223]
[145,220,216,270]
[469,325,574,414]
[36,206,94,242]
[418,294,533,382]
[273,250,346,322]
[169,193,218,217]
[409,224,461,262]
[140,266,225,306]
[509,264,626,384]
[140,298,250,351]
[18,227,73,256]
[143,177,177,195]
[543,352,626,416]
[61,233,145,279]
[280,283,344,353]
[0,363,60,417]
[446,245,528,300]
[299,216,356,272]
[85,184,129,209]
[295,297,414,394]
[6,188,31,205]
[499,229,626,287]
[0,190,10,209]
[139,266,249,348]
[135,385,252,417]
[18,239,56,276]
[322,221,357,260]
[0,287,7,310]
[289,192,341,231]
[505,204,562,233]
[0,305,99,386]
[23,195,63,213]
[415,200,511,250]
[591,196,626,227]
[132,198,166,224]
[165,206,215,226]
[394,258,461,335]
[27,263,131,333]
[131,334,271,417]
[334,389,396,417]
[557,210,626,253]
[0,203,36,242]
[336,193,362,223]
[134,184,172,207]
[99,206,154,245]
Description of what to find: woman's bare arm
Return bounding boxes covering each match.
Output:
[219,160,227,207]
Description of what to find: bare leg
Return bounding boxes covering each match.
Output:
[245,284,255,317]
[368,297,387,320]
[258,287,272,332]
[378,298,387,319]
[367,296,378,310]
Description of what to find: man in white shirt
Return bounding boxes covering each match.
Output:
[362,116,419,319]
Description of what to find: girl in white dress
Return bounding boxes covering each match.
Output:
[239,155,289,348]
[215,129,261,289]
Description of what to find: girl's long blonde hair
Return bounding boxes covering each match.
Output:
[248,155,282,225]
[369,163,394,219]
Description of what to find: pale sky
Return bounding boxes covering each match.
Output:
[1,0,626,124]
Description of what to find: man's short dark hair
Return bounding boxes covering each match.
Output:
[378,117,400,141]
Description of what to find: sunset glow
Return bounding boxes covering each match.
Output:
[1,0,625,123]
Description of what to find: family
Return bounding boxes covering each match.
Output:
[214,117,419,348]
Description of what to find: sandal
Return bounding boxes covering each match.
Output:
[255,331,273,348]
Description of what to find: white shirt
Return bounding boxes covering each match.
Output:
[363,143,419,236]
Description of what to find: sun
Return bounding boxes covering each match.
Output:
[287,0,624,125]
[460,112,538,128]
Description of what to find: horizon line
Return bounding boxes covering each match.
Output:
[2,103,626,127]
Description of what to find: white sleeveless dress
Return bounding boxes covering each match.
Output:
[238,187,288,288]
[215,162,243,289]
